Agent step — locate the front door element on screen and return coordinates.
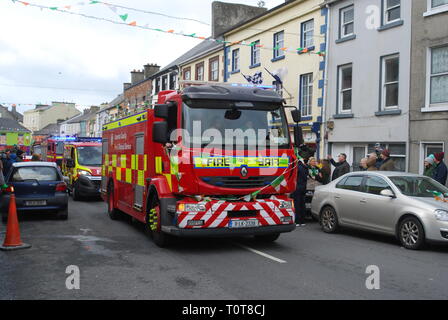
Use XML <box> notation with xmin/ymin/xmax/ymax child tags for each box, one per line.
<box><xmin>133</xmin><ymin>135</ymin><xmax>145</xmax><ymax>210</ymax></box>
<box><xmin>333</xmin><ymin>175</ymin><xmax>364</xmax><ymax>226</ymax></box>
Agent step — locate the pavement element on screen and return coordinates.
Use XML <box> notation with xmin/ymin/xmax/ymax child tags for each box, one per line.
<box><xmin>1</xmin><ymin>198</ymin><xmax>448</xmax><ymax>300</ymax></box>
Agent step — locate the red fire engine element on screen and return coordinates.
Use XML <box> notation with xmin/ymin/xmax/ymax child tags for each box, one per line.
<box><xmin>41</xmin><ymin>136</ymin><xmax>70</xmax><ymax>166</ymax></box>
<box><xmin>101</xmin><ymin>85</ymin><xmax>302</xmax><ymax>247</ymax></box>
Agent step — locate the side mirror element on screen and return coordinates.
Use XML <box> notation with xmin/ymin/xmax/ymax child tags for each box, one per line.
<box><xmin>152</xmin><ymin>122</ymin><xmax>169</xmax><ymax>144</ymax></box>
<box><xmin>154</xmin><ymin>104</ymin><xmax>169</xmax><ymax>119</ymax></box>
<box><xmin>291</xmin><ymin>109</ymin><xmax>301</xmax><ymax>123</ymax></box>
<box><xmin>293</xmin><ymin>126</ymin><xmax>304</xmax><ymax>148</ymax></box>
<box><xmin>380</xmin><ymin>189</ymin><xmax>396</xmax><ymax>198</ymax></box>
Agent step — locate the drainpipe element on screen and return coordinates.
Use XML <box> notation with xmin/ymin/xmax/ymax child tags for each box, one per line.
<box><xmin>321</xmin><ymin>3</ymin><xmax>331</xmax><ymax>158</ymax></box>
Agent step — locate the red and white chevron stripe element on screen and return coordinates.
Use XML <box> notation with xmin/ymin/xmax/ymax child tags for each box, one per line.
<box><xmin>177</xmin><ymin>197</ymin><xmax>295</xmax><ymax>230</ymax></box>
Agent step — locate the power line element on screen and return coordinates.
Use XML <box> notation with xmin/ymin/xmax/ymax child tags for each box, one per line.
<box><xmin>0</xmin><ymin>82</ymin><xmax>118</xmax><ymax>93</ymax></box>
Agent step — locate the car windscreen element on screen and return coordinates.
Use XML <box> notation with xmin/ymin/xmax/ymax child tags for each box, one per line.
<box><xmin>389</xmin><ymin>176</ymin><xmax>448</xmax><ymax>198</ymax></box>
<box><xmin>182</xmin><ymin>100</ymin><xmax>290</xmax><ymax>150</ymax></box>
<box><xmin>77</xmin><ymin>146</ymin><xmax>102</xmax><ymax>167</ymax></box>
<box><xmin>10</xmin><ymin>166</ymin><xmax>59</xmax><ymax>182</ymax></box>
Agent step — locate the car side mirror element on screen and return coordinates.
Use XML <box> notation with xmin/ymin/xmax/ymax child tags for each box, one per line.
<box><xmin>152</xmin><ymin>122</ymin><xmax>169</xmax><ymax>144</ymax></box>
<box><xmin>293</xmin><ymin>126</ymin><xmax>304</xmax><ymax>148</ymax></box>
<box><xmin>380</xmin><ymin>189</ymin><xmax>396</xmax><ymax>198</ymax></box>
<box><xmin>291</xmin><ymin>109</ymin><xmax>301</xmax><ymax>123</ymax></box>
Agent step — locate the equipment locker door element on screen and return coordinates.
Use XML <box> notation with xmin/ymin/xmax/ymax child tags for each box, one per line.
<box><xmin>133</xmin><ymin>135</ymin><xmax>145</xmax><ymax>210</ymax></box>
<box><xmin>101</xmin><ymin>139</ymin><xmax>108</xmax><ymax>192</ymax></box>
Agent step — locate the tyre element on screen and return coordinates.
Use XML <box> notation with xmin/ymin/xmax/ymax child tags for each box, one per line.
<box><xmin>107</xmin><ymin>183</ymin><xmax>120</xmax><ymax>220</ymax></box>
<box><xmin>398</xmin><ymin>216</ymin><xmax>425</xmax><ymax>250</ymax></box>
<box><xmin>57</xmin><ymin>208</ymin><xmax>68</xmax><ymax>220</ymax></box>
<box><xmin>255</xmin><ymin>233</ymin><xmax>280</xmax><ymax>242</ymax></box>
<box><xmin>72</xmin><ymin>182</ymin><xmax>81</xmax><ymax>201</ymax></box>
<box><xmin>320</xmin><ymin>206</ymin><xmax>339</xmax><ymax>233</ymax></box>
<box><xmin>146</xmin><ymin>196</ymin><xmax>171</xmax><ymax>248</ymax></box>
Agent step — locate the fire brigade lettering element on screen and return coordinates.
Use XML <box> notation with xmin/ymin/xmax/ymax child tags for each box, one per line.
<box><xmin>194</xmin><ymin>157</ymin><xmax>289</xmax><ymax>168</ymax></box>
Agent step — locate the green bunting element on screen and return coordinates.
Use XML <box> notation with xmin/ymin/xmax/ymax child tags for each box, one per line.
<box><xmin>119</xmin><ymin>14</ymin><xmax>128</xmax><ymax>22</ymax></box>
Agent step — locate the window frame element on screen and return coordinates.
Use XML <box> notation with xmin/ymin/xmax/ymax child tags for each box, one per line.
<box><xmin>195</xmin><ymin>62</ymin><xmax>205</xmax><ymax>81</ymax></box>
<box><xmin>251</xmin><ymin>40</ymin><xmax>261</xmax><ymax>66</ymax></box>
<box><xmin>383</xmin><ymin>0</ymin><xmax>401</xmax><ymax>25</ymax></box>
<box><xmin>273</xmin><ymin>31</ymin><xmax>285</xmax><ymax>59</ymax></box>
<box><xmin>425</xmin><ymin>0</ymin><xmax>448</xmax><ymax>16</ymax></box>
<box><xmin>364</xmin><ymin>175</ymin><xmax>393</xmax><ymax>196</ymax></box>
<box><xmin>301</xmin><ymin>19</ymin><xmax>314</xmax><ymax>49</ymax></box>
<box><xmin>299</xmin><ymin>73</ymin><xmax>313</xmax><ymax>117</ymax></box>
<box><xmin>380</xmin><ymin>53</ymin><xmax>400</xmax><ymax>110</ymax></box>
<box><xmin>424</xmin><ymin>45</ymin><xmax>448</xmax><ymax>111</ymax></box>
<box><xmin>338</xmin><ymin>63</ymin><xmax>353</xmax><ymax>114</ymax></box>
<box><xmin>232</xmin><ymin>48</ymin><xmax>240</xmax><ymax>72</ymax></box>
<box><xmin>336</xmin><ymin>175</ymin><xmax>364</xmax><ymax>192</ymax></box>
<box><xmin>183</xmin><ymin>67</ymin><xmax>191</xmax><ymax>81</ymax></box>
<box><xmin>209</xmin><ymin>56</ymin><xmax>220</xmax><ymax>82</ymax></box>
<box><xmin>339</xmin><ymin>5</ymin><xmax>355</xmax><ymax>39</ymax></box>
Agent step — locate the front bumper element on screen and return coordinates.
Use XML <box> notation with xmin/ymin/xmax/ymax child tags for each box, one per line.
<box><xmin>0</xmin><ymin>193</ymin><xmax>68</xmax><ymax>213</ymax></box>
<box><xmin>76</xmin><ymin>175</ymin><xmax>102</xmax><ymax>197</ymax></box>
<box><xmin>162</xmin><ymin>224</ymin><xmax>296</xmax><ymax>238</ymax></box>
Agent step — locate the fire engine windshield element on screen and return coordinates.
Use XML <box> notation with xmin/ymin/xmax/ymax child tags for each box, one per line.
<box><xmin>182</xmin><ymin>100</ymin><xmax>290</xmax><ymax>150</ymax></box>
<box><xmin>56</xmin><ymin>142</ymin><xmax>65</xmax><ymax>155</ymax></box>
<box><xmin>77</xmin><ymin>146</ymin><xmax>102</xmax><ymax>167</ymax></box>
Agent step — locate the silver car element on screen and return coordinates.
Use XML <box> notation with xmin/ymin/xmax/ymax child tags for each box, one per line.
<box><xmin>311</xmin><ymin>171</ymin><xmax>448</xmax><ymax>250</ymax></box>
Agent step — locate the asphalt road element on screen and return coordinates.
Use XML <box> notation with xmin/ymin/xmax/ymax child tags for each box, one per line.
<box><xmin>1</xmin><ymin>197</ymin><xmax>448</xmax><ymax>300</ymax></box>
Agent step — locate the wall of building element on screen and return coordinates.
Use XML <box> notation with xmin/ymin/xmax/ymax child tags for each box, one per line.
<box><xmin>325</xmin><ymin>0</ymin><xmax>412</xmax><ymax>170</ymax></box>
<box><xmin>180</xmin><ymin>48</ymin><xmax>225</xmax><ymax>85</ymax></box>
<box><xmin>408</xmin><ymin>0</ymin><xmax>448</xmax><ymax>176</ymax></box>
<box><xmin>224</xmin><ymin>0</ymin><xmax>327</xmax><ymax>157</ymax></box>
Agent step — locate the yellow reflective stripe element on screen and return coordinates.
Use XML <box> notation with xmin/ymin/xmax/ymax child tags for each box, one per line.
<box><xmin>120</xmin><ymin>155</ymin><xmax>127</xmax><ymax>168</ymax></box>
<box><xmin>137</xmin><ymin>170</ymin><xmax>145</xmax><ymax>187</ymax></box>
<box><xmin>155</xmin><ymin>157</ymin><xmax>162</xmax><ymax>174</ymax></box>
<box><xmin>112</xmin><ymin>154</ymin><xmax>117</xmax><ymax>168</ymax></box>
<box><xmin>131</xmin><ymin>155</ymin><xmax>136</xmax><ymax>170</ymax></box>
<box><xmin>144</xmin><ymin>155</ymin><xmax>147</xmax><ymax>171</ymax></box>
<box><xmin>164</xmin><ymin>174</ymin><xmax>172</xmax><ymax>191</ymax></box>
<box><xmin>126</xmin><ymin>169</ymin><xmax>132</xmax><ymax>183</ymax></box>
<box><xmin>105</xmin><ymin>154</ymin><xmax>109</xmax><ymax>166</ymax></box>
<box><xmin>116</xmin><ymin>167</ymin><xmax>121</xmax><ymax>181</ymax></box>
<box><xmin>102</xmin><ymin>111</ymin><xmax>147</xmax><ymax>131</ymax></box>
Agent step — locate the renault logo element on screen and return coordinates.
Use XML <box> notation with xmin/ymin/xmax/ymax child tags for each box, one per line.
<box><xmin>240</xmin><ymin>166</ymin><xmax>248</xmax><ymax>177</ymax></box>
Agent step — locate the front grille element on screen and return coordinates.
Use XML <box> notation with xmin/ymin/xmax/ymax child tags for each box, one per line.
<box><xmin>200</xmin><ymin>176</ymin><xmax>277</xmax><ymax>189</ymax></box>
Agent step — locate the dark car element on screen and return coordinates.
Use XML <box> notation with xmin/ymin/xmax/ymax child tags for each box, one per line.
<box><xmin>1</xmin><ymin>162</ymin><xmax>69</xmax><ymax>222</ymax></box>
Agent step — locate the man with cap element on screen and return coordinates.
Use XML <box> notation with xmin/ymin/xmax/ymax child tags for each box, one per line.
<box><xmin>433</xmin><ymin>152</ymin><xmax>447</xmax><ymax>186</ymax></box>
<box><xmin>379</xmin><ymin>149</ymin><xmax>396</xmax><ymax>171</ymax></box>
<box><xmin>424</xmin><ymin>155</ymin><xmax>436</xmax><ymax>178</ymax></box>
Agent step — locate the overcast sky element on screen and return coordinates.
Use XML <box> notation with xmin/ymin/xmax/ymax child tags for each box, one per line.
<box><xmin>0</xmin><ymin>0</ymin><xmax>284</xmax><ymax>113</ymax></box>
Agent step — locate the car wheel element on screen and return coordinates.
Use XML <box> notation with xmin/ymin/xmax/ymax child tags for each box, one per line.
<box><xmin>107</xmin><ymin>183</ymin><xmax>120</xmax><ymax>220</ymax></box>
<box><xmin>254</xmin><ymin>233</ymin><xmax>280</xmax><ymax>242</ymax></box>
<box><xmin>57</xmin><ymin>208</ymin><xmax>68</xmax><ymax>220</ymax></box>
<box><xmin>398</xmin><ymin>217</ymin><xmax>425</xmax><ymax>250</ymax></box>
<box><xmin>146</xmin><ymin>197</ymin><xmax>171</xmax><ymax>248</ymax></box>
<box><xmin>72</xmin><ymin>182</ymin><xmax>81</xmax><ymax>201</ymax></box>
<box><xmin>320</xmin><ymin>206</ymin><xmax>339</xmax><ymax>233</ymax></box>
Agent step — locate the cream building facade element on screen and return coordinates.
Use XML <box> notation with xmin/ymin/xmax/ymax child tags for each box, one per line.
<box><xmin>23</xmin><ymin>102</ymin><xmax>81</xmax><ymax>132</ymax></box>
<box><xmin>224</xmin><ymin>0</ymin><xmax>327</xmax><ymax>157</ymax></box>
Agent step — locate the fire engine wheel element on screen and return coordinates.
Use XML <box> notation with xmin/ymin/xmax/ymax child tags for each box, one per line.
<box><xmin>72</xmin><ymin>182</ymin><xmax>81</xmax><ymax>201</ymax></box>
<box><xmin>107</xmin><ymin>184</ymin><xmax>120</xmax><ymax>220</ymax></box>
<box><xmin>146</xmin><ymin>198</ymin><xmax>171</xmax><ymax>248</ymax></box>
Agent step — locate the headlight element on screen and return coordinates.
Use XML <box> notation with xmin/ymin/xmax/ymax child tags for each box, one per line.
<box><xmin>435</xmin><ymin>209</ymin><xmax>448</xmax><ymax>221</ymax></box>
<box><xmin>279</xmin><ymin>201</ymin><xmax>293</xmax><ymax>209</ymax></box>
<box><xmin>178</xmin><ymin>203</ymin><xmax>206</xmax><ymax>212</ymax></box>
<box><xmin>78</xmin><ymin>170</ymin><xmax>91</xmax><ymax>176</ymax></box>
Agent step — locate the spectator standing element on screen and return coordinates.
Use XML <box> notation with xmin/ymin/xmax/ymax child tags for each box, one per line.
<box><xmin>424</xmin><ymin>156</ymin><xmax>436</xmax><ymax>178</ymax></box>
<box><xmin>360</xmin><ymin>158</ymin><xmax>368</xmax><ymax>171</ymax></box>
<box><xmin>16</xmin><ymin>150</ymin><xmax>24</xmax><ymax>162</ymax></box>
<box><xmin>292</xmin><ymin>159</ymin><xmax>308</xmax><ymax>227</ymax></box>
<box><xmin>433</xmin><ymin>152</ymin><xmax>447</xmax><ymax>186</ymax></box>
<box><xmin>328</xmin><ymin>153</ymin><xmax>350</xmax><ymax>181</ymax></box>
<box><xmin>319</xmin><ymin>159</ymin><xmax>331</xmax><ymax>185</ymax></box>
<box><xmin>366</xmin><ymin>153</ymin><xmax>379</xmax><ymax>171</ymax></box>
<box><xmin>379</xmin><ymin>149</ymin><xmax>396</xmax><ymax>171</ymax></box>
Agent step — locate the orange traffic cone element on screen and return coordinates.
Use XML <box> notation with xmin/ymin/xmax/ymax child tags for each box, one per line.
<box><xmin>0</xmin><ymin>188</ymin><xmax>31</xmax><ymax>251</ymax></box>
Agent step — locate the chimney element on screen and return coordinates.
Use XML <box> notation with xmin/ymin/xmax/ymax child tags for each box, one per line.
<box><xmin>130</xmin><ymin>69</ymin><xmax>144</xmax><ymax>85</ymax></box>
<box><xmin>211</xmin><ymin>1</ymin><xmax>267</xmax><ymax>38</ymax></box>
<box><xmin>144</xmin><ymin>63</ymin><xmax>161</xmax><ymax>79</ymax></box>
<box><xmin>123</xmin><ymin>82</ymin><xmax>131</xmax><ymax>91</ymax></box>
<box><xmin>11</xmin><ymin>104</ymin><xmax>17</xmax><ymax>114</ymax></box>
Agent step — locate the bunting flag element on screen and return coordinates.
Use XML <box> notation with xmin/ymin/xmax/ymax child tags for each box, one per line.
<box><xmin>10</xmin><ymin>0</ymin><xmax>327</xmax><ymax>58</ymax></box>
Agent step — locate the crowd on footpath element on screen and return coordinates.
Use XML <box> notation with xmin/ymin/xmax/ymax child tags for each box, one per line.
<box><xmin>291</xmin><ymin>145</ymin><xmax>448</xmax><ymax>227</ymax></box>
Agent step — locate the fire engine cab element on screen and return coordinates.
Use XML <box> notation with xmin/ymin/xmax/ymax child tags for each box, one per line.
<box><xmin>41</xmin><ymin>136</ymin><xmax>68</xmax><ymax>167</ymax></box>
<box><xmin>61</xmin><ymin>137</ymin><xmax>102</xmax><ymax>201</ymax></box>
<box><xmin>101</xmin><ymin>85</ymin><xmax>303</xmax><ymax>247</ymax></box>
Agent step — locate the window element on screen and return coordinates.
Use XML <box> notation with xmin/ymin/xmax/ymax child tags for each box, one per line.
<box><xmin>161</xmin><ymin>75</ymin><xmax>168</xmax><ymax>91</ymax></box>
<box><xmin>431</xmin><ymin>0</ymin><xmax>448</xmax><ymax>8</ymax></box>
<box><xmin>381</xmin><ymin>54</ymin><xmax>400</xmax><ymax>109</ymax></box>
<box><xmin>368</xmin><ymin>143</ymin><xmax>406</xmax><ymax>172</ymax></box>
<box><xmin>232</xmin><ymin>49</ymin><xmax>240</xmax><ymax>72</ymax></box>
<box><xmin>340</xmin><ymin>5</ymin><xmax>354</xmax><ymax>38</ymax></box>
<box><xmin>300</xmin><ymin>73</ymin><xmax>313</xmax><ymax>117</ymax></box>
<box><xmin>11</xmin><ymin>166</ymin><xmax>59</xmax><ymax>182</ymax></box>
<box><xmin>155</xmin><ymin>78</ymin><xmax>160</xmax><ymax>94</ymax></box>
<box><xmin>428</xmin><ymin>46</ymin><xmax>448</xmax><ymax>107</ymax></box>
<box><xmin>383</xmin><ymin>0</ymin><xmax>401</xmax><ymax>24</ymax></box>
<box><xmin>251</xmin><ymin>40</ymin><xmax>260</xmax><ymax>66</ymax></box>
<box><xmin>425</xmin><ymin>144</ymin><xmax>444</xmax><ymax>158</ymax></box>
<box><xmin>338</xmin><ymin>64</ymin><xmax>353</xmax><ymax>113</ymax></box>
<box><xmin>169</xmin><ymin>73</ymin><xmax>176</xmax><ymax>89</ymax></box>
<box><xmin>273</xmin><ymin>31</ymin><xmax>284</xmax><ymax>59</ymax></box>
<box><xmin>365</xmin><ymin>176</ymin><xmax>392</xmax><ymax>195</ymax></box>
<box><xmin>209</xmin><ymin>57</ymin><xmax>219</xmax><ymax>81</ymax></box>
<box><xmin>301</xmin><ymin>19</ymin><xmax>314</xmax><ymax>48</ymax></box>
<box><xmin>195</xmin><ymin>63</ymin><xmax>204</xmax><ymax>81</ymax></box>
<box><xmin>183</xmin><ymin>67</ymin><xmax>191</xmax><ymax>81</ymax></box>
<box><xmin>336</xmin><ymin>176</ymin><xmax>363</xmax><ymax>192</ymax></box>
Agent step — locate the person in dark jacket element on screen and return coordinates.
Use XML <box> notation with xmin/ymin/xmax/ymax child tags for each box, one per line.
<box><xmin>16</xmin><ymin>149</ymin><xmax>24</xmax><ymax>162</ymax></box>
<box><xmin>433</xmin><ymin>152</ymin><xmax>447</xmax><ymax>186</ymax></box>
<box><xmin>291</xmin><ymin>159</ymin><xmax>308</xmax><ymax>226</ymax></box>
<box><xmin>328</xmin><ymin>153</ymin><xmax>350</xmax><ymax>181</ymax></box>
<box><xmin>318</xmin><ymin>159</ymin><xmax>331</xmax><ymax>185</ymax></box>
<box><xmin>424</xmin><ymin>156</ymin><xmax>436</xmax><ymax>178</ymax></box>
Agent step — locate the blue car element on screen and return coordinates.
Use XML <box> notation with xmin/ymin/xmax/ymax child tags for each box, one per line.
<box><xmin>1</xmin><ymin>162</ymin><xmax>69</xmax><ymax>222</ymax></box>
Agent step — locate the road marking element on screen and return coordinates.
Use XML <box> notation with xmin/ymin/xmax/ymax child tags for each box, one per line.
<box><xmin>235</xmin><ymin>243</ymin><xmax>287</xmax><ymax>264</ymax></box>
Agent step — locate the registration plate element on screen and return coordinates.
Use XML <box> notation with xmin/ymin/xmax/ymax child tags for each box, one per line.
<box><xmin>228</xmin><ymin>219</ymin><xmax>259</xmax><ymax>229</ymax></box>
<box><xmin>25</xmin><ymin>200</ymin><xmax>47</xmax><ymax>206</ymax></box>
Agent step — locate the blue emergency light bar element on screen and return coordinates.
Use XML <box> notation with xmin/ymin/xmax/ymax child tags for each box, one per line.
<box><xmin>229</xmin><ymin>83</ymin><xmax>275</xmax><ymax>90</ymax></box>
<box><xmin>76</xmin><ymin>137</ymin><xmax>102</xmax><ymax>143</ymax></box>
<box><xmin>50</xmin><ymin>136</ymin><xmax>77</xmax><ymax>142</ymax></box>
